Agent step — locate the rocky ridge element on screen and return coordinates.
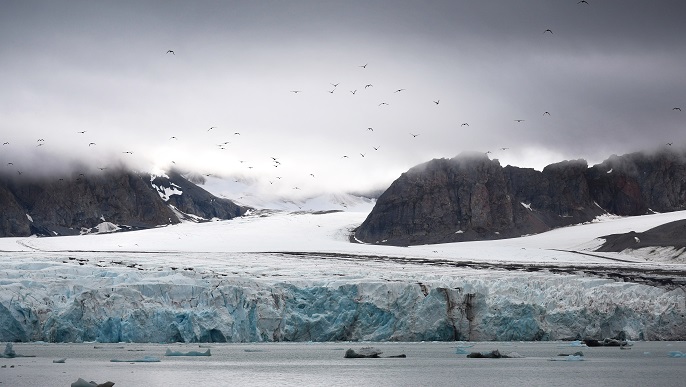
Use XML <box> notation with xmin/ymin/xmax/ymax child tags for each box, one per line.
<box><xmin>355</xmin><ymin>149</ymin><xmax>686</xmax><ymax>246</ymax></box>
<box><xmin>0</xmin><ymin>169</ymin><xmax>247</xmax><ymax>237</ymax></box>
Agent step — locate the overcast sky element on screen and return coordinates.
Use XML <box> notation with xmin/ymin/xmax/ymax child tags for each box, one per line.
<box><xmin>1</xmin><ymin>0</ymin><xmax>685</xmax><ymax>195</ymax></box>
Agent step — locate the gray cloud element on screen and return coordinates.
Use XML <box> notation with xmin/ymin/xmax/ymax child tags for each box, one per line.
<box><xmin>1</xmin><ymin>0</ymin><xmax>685</xmax><ymax>195</ymax></box>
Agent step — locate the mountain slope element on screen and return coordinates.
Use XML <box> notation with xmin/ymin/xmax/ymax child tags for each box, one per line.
<box><xmin>0</xmin><ymin>169</ymin><xmax>248</xmax><ymax>237</ymax></box>
<box><xmin>355</xmin><ymin>149</ymin><xmax>686</xmax><ymax>246</ymax></box>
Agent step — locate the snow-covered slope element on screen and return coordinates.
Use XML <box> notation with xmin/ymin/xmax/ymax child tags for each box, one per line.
<box><xmin>0</xmin><ymin>209</ymin><xmax>684</xmax><ymax>343</ymax></box>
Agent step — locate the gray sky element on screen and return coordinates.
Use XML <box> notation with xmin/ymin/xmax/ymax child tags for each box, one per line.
<box><xmin>1</xmin><ymin>0</ymin><xmax>685</xmax><ymax>195</ymax></box>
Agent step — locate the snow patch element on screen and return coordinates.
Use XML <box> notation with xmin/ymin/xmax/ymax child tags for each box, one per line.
<box><xmin>520</xmin><ymin>202</ymin><xmax>532</xmax><ymax>211</ymax></box>
<box><xmin>26</xmin><ymin>214</ymin><xmax>33</xmax><ymax>222</ymax></box>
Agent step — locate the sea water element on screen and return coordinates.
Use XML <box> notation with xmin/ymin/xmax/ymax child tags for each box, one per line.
<box><xmin>1</xmin><ymin>341</ymin><xmax>685</xmax><ymax>387</ymax></box>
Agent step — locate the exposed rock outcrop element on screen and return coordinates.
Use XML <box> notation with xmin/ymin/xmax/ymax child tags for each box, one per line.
<box><xmin>0</xmin><ymin>169</ymin><xmax>248</xmax><ymax>237</ymax></box>
<box><xmin>355</xmin><ymin>149</ymin><xmax>686</xmax><ymax>246</ymax></box>
<box><xmin>149</xmin><ymin>170</ymin><xmax>243</xmax><ymax>221</ymax></box>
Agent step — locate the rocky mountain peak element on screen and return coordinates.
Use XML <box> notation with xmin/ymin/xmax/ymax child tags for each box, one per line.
<box><xmin>355</xmin><ymin>149</ymin><xmax>686</xmax><ymax>246</ymax></box>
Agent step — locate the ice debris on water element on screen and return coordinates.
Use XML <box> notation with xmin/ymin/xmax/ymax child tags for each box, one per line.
<box><xmin>111</xmin><ymin>356</ymin><xmax>160</xmax><ymax>363</ymax></box>
<box><xmin>466</xmin><ymin>349</ymin><xmax>522</xmax><ymax>358</ymax></box>
<box><xmin>344</xmin><ymin>347</ymin><xmax>406</xmax><ymax>358</ymax></box>
<box><xmin>549</xmin><ymin>351</ymin><xmax>585</xmax><ymax>361</ymax></box>
<box><xmin>0</xmin><ymin>342</ymin><xmax>34</xmax><ymax>358</ymax></box>
<box><xmin>71</xmin><ymin>378</ymin><xmax>115</xmax><ymax>387</ymax></box>
<box><xmin>165</xmin><ymin>348</ymin><xmax>211</xmax><ymax>356</ymax></box>
<box><xmin>668</xmin><ymin>351</ymin><xmax>686</xmax><ymax>358</ymax></box>
<box><xmin>52</xmin><ymin>357</ymin><xmax>66</xmax><ymax>363</ymax></box>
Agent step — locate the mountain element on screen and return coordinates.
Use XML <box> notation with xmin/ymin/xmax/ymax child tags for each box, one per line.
<box><xmin>0</xmin><ymin>168</ymin><xmax>248</xmax><ymax>237</ymax></box>
<box><xmin>355</xmin><ymin>149</ymin><xmax>686</xmax><ymax>246</ymax></box>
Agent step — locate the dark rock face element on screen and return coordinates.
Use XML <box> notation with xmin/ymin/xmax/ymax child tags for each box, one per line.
<box><xmin>354</xmin><ymin>153</ymin><xmax>521</xmax><ymax>245</ymax></box>
<box><xmin>149</xmin><ymin>170</ymin><xmax>245</xmax><ymax>221</ymax></box>
<box><xmin>355</xmin><ymin>149</ymin><xmax>686</xmax><ymax>246</ymax></box>
<box><xmin>0</xmin><ymin>169</ymin><xmax>247</xmax><ymax>237</ymax></box>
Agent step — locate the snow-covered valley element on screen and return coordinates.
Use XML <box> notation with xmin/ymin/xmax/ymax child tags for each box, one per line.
<box><xmin>1</xmin><ymin>208</ymin><xmax>685</xmax><ymax>343</ymax></box>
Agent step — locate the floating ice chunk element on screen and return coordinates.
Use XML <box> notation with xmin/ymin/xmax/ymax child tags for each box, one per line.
<box><xmin>549</xmin><ymin>355</ymin><xmax>584</xmax><ymax>361</ymax></box>
<box><xmin>2</xmin><ymin>342</ymin><xmax>15</xmax><ymax>358</ymax></box>
<box><xmin>71</xmin><ymin>378</ymin><xmax>115</xmax><ymax>387</ymax></box>
<box><xmin>0</xmin><ymin>342</ymin><xmax>34</xmax><ymax>358</ymax></box>
<box><xmin>165</xmin><ymin>348</ymin><xmax>211</xmax><ymax>356</ymax></box>
<box><xmin>557</xmin><ymin>340</ymin><xmax>587</xmax><ymax>348</ymax></box>
<box><xmin>668</xmin><ymin>351</ymin><xmax>685</xmax><ymax>358</ymax></box>
<box><xmin>110</xmin><ymin>356</ymin><xmax>160</xmax><ymax>363</ymax></box>
<box><xmin>345</xmin><ymin>347</ymin><xmax>382</xmax><ymax>358</ymax></box>
<box><xmin>344</xmin><ymin>347</ymin><xmax>405</xmax><ymax>358</ymax></box>
<box><xmin>466</xmin><ymin>350</ymin><xmax>515</xmax><ymax>358</ymax></box>
<box><xmin>53</xmin><ymin>358</ymin><xmax>67</xmax><ymax>363</ymax></box>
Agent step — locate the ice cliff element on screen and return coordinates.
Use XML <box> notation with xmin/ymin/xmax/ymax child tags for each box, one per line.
<box><xmin>1</xmin><ymin>257</ymin><xmax>684</xmax><ymax>343</ymax></box>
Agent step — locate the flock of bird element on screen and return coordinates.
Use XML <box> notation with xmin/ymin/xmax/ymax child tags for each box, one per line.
<box><xmin>1</xmin><ymin>0</ymin><xmax>683</xmax><ymax>199</ymax></box>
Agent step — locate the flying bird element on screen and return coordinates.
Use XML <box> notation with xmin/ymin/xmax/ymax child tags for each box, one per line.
<box><xmin>290</xmin><ymin>90</ymin><xmax>302</xmax><ymax>94</ymax></box>
<box><xmin>514</xmin><ymin>119</ymin><xmax>525</xmax><ymax>122</ymax></box>
<box><xmin>433</xmin><ymin>100</ymin><xmax>440</xmax><ymax>105</ymax></box>
<box><xmin>500</xmin><ymin>147</ymin><xmax>509</xmax><ymax>151</ymax></box>
<box><xmin>373</xmin><ymin>146</ymin><xmax>380</xmax><ymax>151</ymax></box>
<box><xmin>378</xmin><ymin>102</ymin><xmax>389</xmax><ymax>106</ymax></box>
<box><xmin>37</xmin><ymin>139</ymin><xmax>44</xmax><ymax>142</ymax></box>
<box><xmin>77</xmin><ymin>131</ymin><xmax>86</xmax><ymax>134</ymax></box>
<box><xmin>360</xmin><ymin>153</ymin><xmax>365</xmax><ymax>158</ymax></box>
<box><xmin>365</xmin><ymin>84</ymin><xmax>373</xmax><ymax>88</ymax></box>
<box><xmin>331</xmin><ymin>83</ymin><xmax>340</xmax><ymax>87</ymax></box>
<box><xmin>674</xmin><ymin>107</ymin><xmax>682</xmax><ymax>111</ymax></box>
<box><xmin>170</xmin><ymin>136</ymin><xmax>177</xmax><ymax>140</ymax></box>
<box><xmin>544</xmin><ymin>29</ymin><xmax>553</xmax><ymax>34</ymax></box>
<box><xmin>577</xmin><ymin>0</ymin><xmax>589</xmax><ymax>4</ymax></box>
<box><xmin>123</xmin><ymin>151</ymin><xmax>133</xmax><ymax>154</ymax></box>
<box><xmin>367</xmin><ymin>127</ymin><xmax>374</xmax><ymax>131</ymax></box>
<box><xmin>327</xmin><ymin>89</ymin><xmax>335</xmax><ymax>94</ymax></box>
<box><xmin>543</xmin><ymin>111</ymin><xmax>551</xmax><ymax>116</ymax></box>
<box><xmin>410</xmin><ymin>133</ymin><xmax>419</xmax><ymax>138</ymax></box>
<box><xmin>461</xmin><ymin>123</ymin><xmax>469</xmax><ymax>127</ymax></box>
<box><xmin>350</xmin><ymin>90</ymin><xmax>357</xmax><ymax>95</ymax></box>
<box><xmin>394</xmin><ymin>89</ymin><xmax>406</xmax><ymax>93</ymax></box>
<box><xmin>667</xmin><ymin>143</ymin><xmax>673</xmax><ymax>146</ymax></box>
<box><xmin>166</xmin><ymin>50</ymin><xmax>175</xmax><ymax>55</ymax></box>
<box><xmin>2</xmin><ymin>142</ymin><xmax>8</xmax><ymax>145</ymax></box>
<box><xmin>7</xmin><ymin>162</ymin><xmax>13</xmax><ymax>165</ymax></box>
<box><xmin>208</xmin><ymin>127</ymin><xmax>216</xmax><ymax>131</ymax></box>
<box><xmin>359</xmin><ymin>63</ymin><xmax>368</xmax><ymax>68</ymax></box>
<box><xmin>89</xmin><ymin>143</ymin><xmax>96</xmax><ymax>146</ymax></box>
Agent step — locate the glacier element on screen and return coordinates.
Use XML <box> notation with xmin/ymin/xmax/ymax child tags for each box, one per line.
<box><xmin>0</xmin><ymin>210</ymin><xmax>685</xmax><ymax>343</ymax></box>
<box><xmin>0</xmin><ymin>253</ymin><xmax>683</xmax><ymax>343</ymax></box>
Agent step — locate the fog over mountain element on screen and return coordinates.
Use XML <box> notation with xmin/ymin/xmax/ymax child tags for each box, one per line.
<box><xmin>1</xmin><ymin>1</ymin><xmax>685</xmax><ymax>197</ymax></box>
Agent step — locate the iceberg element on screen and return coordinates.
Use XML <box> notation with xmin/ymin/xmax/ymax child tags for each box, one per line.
<box><xmin>0</xmin><ymin>342</ymin><xmax>34</xmax><ymax>358</ymax></box>
<box><xmin>165</xmin><ymin>348</ymin><xmax>211</xmax><ymax>356</ymax></box>
<box><xmin>110</xmin><ymin>356</ymin><xmax>160</xmax><ymax>362</ymax></box>
<box><xmin>71</xmin><ymin>378</ymin><xmax>115</xmax><ymax>387</ymax></box>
